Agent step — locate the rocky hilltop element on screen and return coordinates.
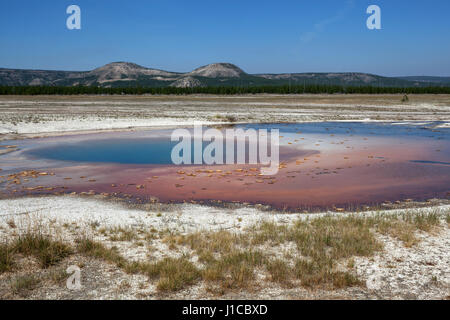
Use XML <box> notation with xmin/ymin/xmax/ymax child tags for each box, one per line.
<box><xmin>188</xmin><ymin>63</ymin><xmax>246</xmax><ymax>78</ymax></box>
<box><xmin>1</xmin><ymin>62</ymin><xmax>448</xmax><ymax>88</ymax></box>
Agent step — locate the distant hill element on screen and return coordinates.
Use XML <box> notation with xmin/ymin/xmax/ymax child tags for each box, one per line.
<box><xmin>256</xmin><ymin>72</ymin><xmax>418</xmax><ymax>87</ymax></box>
<box><xmin>188</xmin><ymin>63</ymin><xmax>246</xmax><ymax>78</ymax></box>
<box><xmin>397</xmin><ymin>76</ymin><xmax>450</xmax><ymax>85</ymax></box>
<box><xmin>0</xmin><ymin>62</ymin><xmax>449</xmax><ymax>88</ymax></box>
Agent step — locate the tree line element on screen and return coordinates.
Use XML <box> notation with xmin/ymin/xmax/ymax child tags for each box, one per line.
<box><xmin>0</xmin><ymin>84</ymin><xmax>449</xmax><ymax>95</ymax></box>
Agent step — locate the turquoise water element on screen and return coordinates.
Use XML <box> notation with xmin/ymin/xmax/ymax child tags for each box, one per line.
<box><xmin>24</xmin><ymin>122</ymin><xmax>450</xmax><ymax>164</ymax></box>
<box><xmin>1</xmin><ymin>121</ymin><xmax>449</xmax><ymax>210</ymax></box>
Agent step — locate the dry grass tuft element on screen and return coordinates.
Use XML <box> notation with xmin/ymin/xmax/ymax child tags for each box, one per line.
<box><xmin>266</xmin><ymin>258</ymin><xmax>291</xmax><ymax>285</ymax></box>
<box><xmin>249</xmin><ymin>216</ymin><xmax>379</xmax><ymax>288</ymax></box>
<box><xmin>12</xmin><ymin>231</ymin><xmax>72</xmax><ymax>268</ymax></box>
<box><xmin>1</xmin><ymin>208</ymin><xmax>446</xmax><ymax>295</ymax></box>
<box><xmin>369</xmin><ymin>210</ymin><xmax>442</xmax><ymax>247</ymax></box>
<box><xmin>47</xmin><ymin>268</ymin><xmax>70</xmax><ymax>285</ymax></box>
<box><xmin>0</xmin><ymin>242</ymin><xmax>15</xmax><ymax>273</ymax></box>
<box><xmin>10</xmin><ymin>274</ymin><xmax>41</xmax><ymax>297</ymax></box>
<box><xmin>410</xmin><ymin>211</ymin><xmax>440</xmax><ymax>231</ymax></box>
<box><xmin>76</xmin><ymin>237</ymin><xmax>126</xmax><ymax>267</ymax></box>
<box><xmin>203</xmin><ymin>250</ymin><xmax>265</xmax><ymax>290</ymax></box>
<box><xmin>103</xmin><ymin>226</ymin><xmax>138</xmax><ymax>242</ymax></box>
<box><xmin>294</xmin><ymin>258</ymin><xmax>361</xmax><ymax>288</ymax></box>
<box><xmin>126</xmin><ymin>257</ymin><xmax>200</xmax><ymax>292</ymax></box>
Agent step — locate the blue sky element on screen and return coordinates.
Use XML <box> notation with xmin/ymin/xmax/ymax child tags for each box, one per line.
<box><xmin>0</xmin><ymin>0</ymin><xmax>449</xmax><ymax>76</ymax></box>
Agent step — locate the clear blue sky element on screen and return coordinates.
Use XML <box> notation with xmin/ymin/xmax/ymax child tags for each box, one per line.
<box><xmin>1</xmin><ymin>0</ymin><xmax>449</xmax><ymax>76</ymax></box>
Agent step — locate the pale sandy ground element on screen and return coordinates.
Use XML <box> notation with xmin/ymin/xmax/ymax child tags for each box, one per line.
<box><xmin>0</xmin><ymin>94</ymin><xmax>449</xmax><ymax>139</ymax></box>
<box><xmin>0</xmin><ymin>94</ymin><xmax>449</xmax><ymax>300</ymax></box>
<box><xmin>0</xmin><ymin>196</ymin><xmax>448</xmax><ymax>300</ymax></box>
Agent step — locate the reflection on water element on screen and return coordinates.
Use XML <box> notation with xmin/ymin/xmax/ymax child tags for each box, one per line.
<box><xmin>409</xmin><ymin>160</ymin><xmax>450</xmax><ymax>166</ymax></box>
<box><xmin>28</xmin><ymin>138</ymin><xmax>177</xmax><ymax>164</ymax></box>
<box><xmin>1</xmin><ymin>122</ymin><xmax>449</xmax><ymax>211</ymax></box>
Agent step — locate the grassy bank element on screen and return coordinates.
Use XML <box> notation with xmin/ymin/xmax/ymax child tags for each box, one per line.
<box><xmin>1</xmin><ymin>208</ymin><xmax>448</xmax><ymax>298</ymax></box>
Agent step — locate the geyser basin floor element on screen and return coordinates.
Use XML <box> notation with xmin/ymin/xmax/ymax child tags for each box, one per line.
<box><xmin>0</xmin><ymin>122</ymin><xmax>449</xmax><ymax>211</ymax></box>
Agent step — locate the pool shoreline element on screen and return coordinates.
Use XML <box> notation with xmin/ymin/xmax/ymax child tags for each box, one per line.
<box><xmin>1</xmin><ymin>122</ymin><xmax>449</xmax><ymax>212</ymax></box>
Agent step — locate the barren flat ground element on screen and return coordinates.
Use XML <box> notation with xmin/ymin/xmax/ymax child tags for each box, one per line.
<box><xmin>0</xmin><ymin>94</ymin><xmax>449</xmax><ymax>138</ymax></box>
<box><xmin>0</xmin><ymin>94</ymin><xmax>449</xmax><ymax>300</ymax></box>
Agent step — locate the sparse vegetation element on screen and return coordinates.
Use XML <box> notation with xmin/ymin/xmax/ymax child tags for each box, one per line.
<box><xmin>12</xmin><ymin>231</ymin><xmax>72</xmax><ymax>268</ymax></box>
<box><xmin>203</xmin><ymin>250</ymin><xmax>265</xmax><ymax>290</ymax></box>
<box><xmin>266</xmin><ymin>259</ymin><xmax>291</xmax><ymax>285</ymax></box>
<box><xmin>47</xmin><ymin>268</ymin><xmax>70</xmax><ymax>285</ymax></box>
<box><xmin>410</xmin><ymin>211</ymin><xmax>441</xmax><ymax>231</ymax></box>
<box><xmin>0</xmin><ymin>90</ymin><xmax>448</xmax><ymax>299</ymax></box>
<box><xmin>125</xmin><ymin>257</ymin><xmax>201</xmax><ymax>292</ymax></box>
<box><xmin>247</xmin><ymin>216</ymin><xmax>381</xmax><ymax>288</ymax></box>
<box><xmin>104</xmin><ymin>226</ymin><xmax>138</xmax><ymax>242</ymax></box>
<box><xmin>0</xmin><ymin>208</ymin><xmax>447</xmax><ymax>297</ymax></box>
<box><xmin>370</xmin><ymin>211</ymin><xmax>441</xmax><ymax>247</ymax></box>
<box><xmin>76</xmin><ymin>237</ymin><xmax>126</xmax><ymax>267</ymax></box>
<box><xmin>0</xmin><ymin>242</ymin><xmax>15</xmax><ymax>273</ymax></box>
<box><xmin>157</xmin><ymin>210</ymin><xmax>448</xmax><ymax>291</ymax></box>
<box><xmin>10</xmin><ymin>274</ymin><xmax>40</xmax><ymax>297</ymax></box>
<box><xmin>158</xmin><ymin>215</ymin><xmax>380</xmax><ymax>290</ymax></box>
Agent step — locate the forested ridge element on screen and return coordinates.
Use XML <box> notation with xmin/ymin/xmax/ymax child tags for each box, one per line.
<box><xmin>1</xmin><ymin>84</ymin><xmax>449</xmax><ymax>95</ymax></box>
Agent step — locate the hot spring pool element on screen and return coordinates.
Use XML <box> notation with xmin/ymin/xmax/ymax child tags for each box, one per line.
<box><xmin>1</xmin><ymin>122</ymin><xmax>449</xmax><ymax>211</ymax></box>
